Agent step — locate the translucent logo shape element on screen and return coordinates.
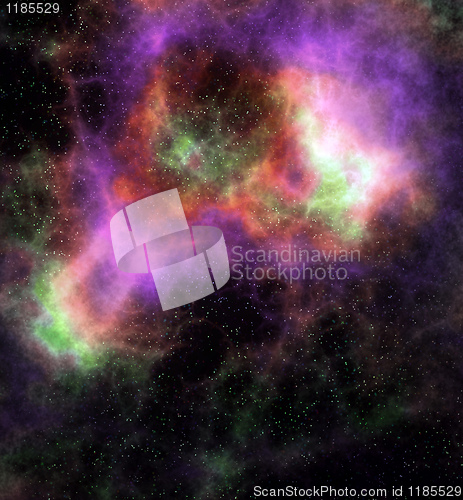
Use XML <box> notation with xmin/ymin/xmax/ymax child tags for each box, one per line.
<box><xmin>110</xmin><ymin>189</ymin><xmax>230</xmax><ymax>310</ymax></box>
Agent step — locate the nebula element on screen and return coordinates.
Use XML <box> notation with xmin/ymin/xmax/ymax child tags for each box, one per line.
<box><xmin>1</xmin><ymin>0</ymin><xmax>463</xmax><ymax>497</ymax></box>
